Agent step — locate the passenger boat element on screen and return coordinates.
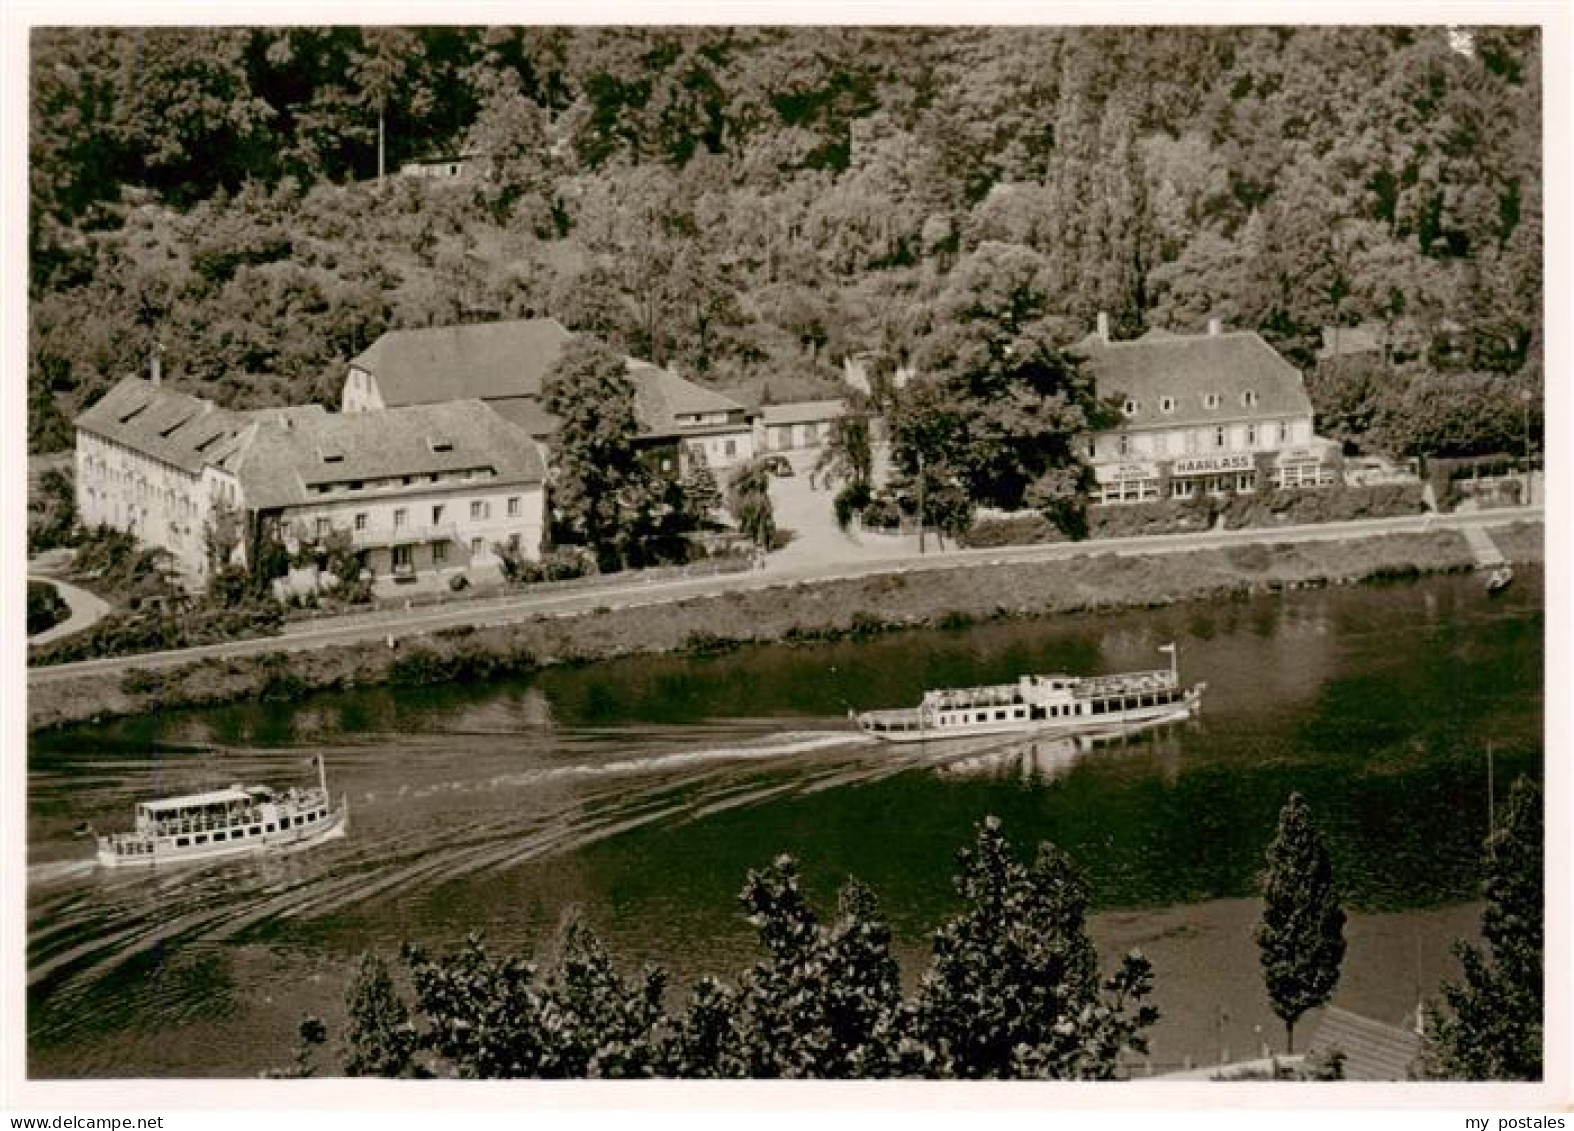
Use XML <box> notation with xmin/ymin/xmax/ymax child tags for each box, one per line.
<box><xmin>851</xmin><ymin>644</ymin><xmax>1205</xmax><ymax>744</ymax></box>
<box><xmin>94</xmin><ymin>755</ymin><xmax>348</xmax><ymax>868</ymax></box>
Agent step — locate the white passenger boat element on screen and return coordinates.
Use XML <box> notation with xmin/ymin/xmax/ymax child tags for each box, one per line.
<box><xmin>94</xmin><ymin>755</ymin><xmax>348</xmax><ymax>868</ymax></box>
<box><xmin>852</xmin><ymin>644</ymin><xmax>1205</xmax><ymax>744</ymax></box>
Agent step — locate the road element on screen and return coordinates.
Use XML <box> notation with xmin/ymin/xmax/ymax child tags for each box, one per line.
<box><xmin>27</xmin><ymin>505</ymin><xmax>1539</xmax><ymax>687</ymax></box>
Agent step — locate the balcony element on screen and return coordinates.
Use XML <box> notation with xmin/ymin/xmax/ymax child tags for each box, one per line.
<box><xmin>346</xmin><ymin>521</ymin><xmax>462</xmax><ymax>550</ymax></box>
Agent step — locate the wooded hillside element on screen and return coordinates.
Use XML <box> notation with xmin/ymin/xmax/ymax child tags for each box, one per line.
<box><xmin>29</xmin><ymin>26</ymin><xmax>1542</xmax><ymax>456</ymax></box>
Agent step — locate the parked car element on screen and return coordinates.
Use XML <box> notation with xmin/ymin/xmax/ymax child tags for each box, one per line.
<box><xmin>761</xmin><ymin>455</ymin><xmax>795</xmax><ymax>477</ymax></box>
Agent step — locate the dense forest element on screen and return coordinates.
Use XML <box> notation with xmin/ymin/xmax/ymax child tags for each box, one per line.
<box><xmin>28</xmin><ymin>26</ymin><xmax>1543</xmax><ymax>460</ymax></box>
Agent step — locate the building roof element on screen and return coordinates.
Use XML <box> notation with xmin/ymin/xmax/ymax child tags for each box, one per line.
<box><xmin>761</xmin><ymin>399</ymin><xmax>848</xmax><ymax>427</ymax></box>
<box><xmin>1074</xmin><ymin>330</ymin><xmax>1311</xmax><ymax>430</ymax></box>
<box><xmin>1305</xmin><ymin>1007</ymin><xmax>1423</xmax><ymax>1081</ymax></box>
<box><xmin>486</xmin><ymin>396</ymin><xmax>561</xmax><ymax>439</ymax></box>
<box><xmin>628</xmin><ymin>362</ymin><xmax>751</xmax><ymax>437</ymax></box>
<box><xmin>219</xmin><ymin>400</ymin><xmax>546</xmax><ymax>509</ymax></box>
<box><xmin>74</xmin><ymin>377</ymin><xmax>250</xmax><ymax>474</ymax></box>
<box><xmin>350</xmin><ymin>318</ymin><xmax>574</xmax><ymax>406</ymax></box>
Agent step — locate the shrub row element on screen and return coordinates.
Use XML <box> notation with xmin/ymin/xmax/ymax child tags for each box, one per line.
<box><xmin>30</xmin><ymin>602</ymin><xmax>285</xmax><ymax>666</ymax></box>
<box><xmin>972</xmin><ymin>485</ymin><xmax>1429</xmax><ymax>549</ymax></box>
<box><xmin>387</xmin><ymin>640</ymin><xmax>540</xmax><ymax>687</ymax></box>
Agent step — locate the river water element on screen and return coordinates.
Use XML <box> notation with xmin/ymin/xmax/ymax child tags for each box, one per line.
<box><xmin>27</xmin><ymin>568</ymin><xmax>1543</xmax><ymax>1078</ymax></box>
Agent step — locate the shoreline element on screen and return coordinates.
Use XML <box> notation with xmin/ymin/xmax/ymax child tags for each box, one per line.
<box><xmin>26</xmin><ymin>522</ymin><xmax>1543</xmax><ymax>734</ymax></box>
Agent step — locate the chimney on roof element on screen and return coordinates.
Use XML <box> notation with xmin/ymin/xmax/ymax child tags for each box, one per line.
<box><xmin>1096</xmin><ymin>312</ymin><xmax>1110</xmax><ymax>344</ymax></box>
<box><xmin>1208</xmin><ymin>317</ymin><xmax>1222</xmax><ymax>337</ymax></box>
<box><xmin>149</xmin><ymin>340</ymin><xmax>164</xmax><ymax>387</ymax></box>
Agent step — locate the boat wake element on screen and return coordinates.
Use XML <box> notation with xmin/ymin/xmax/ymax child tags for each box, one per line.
<box><xmin>25</xmin><ymin>722</ymin><xmax>888</xmax><ymax>1037</ymax></box>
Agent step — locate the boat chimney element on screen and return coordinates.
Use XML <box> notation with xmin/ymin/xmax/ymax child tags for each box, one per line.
<box><xmin>1097</xmin><ymin>311</ymin><xmax>1111</xmax><ymax>344</ymax></box>
<box><xmin>1208</xmin><ymin>317</ymin><xmax>1222</xmax><ymax>337</ymax></box>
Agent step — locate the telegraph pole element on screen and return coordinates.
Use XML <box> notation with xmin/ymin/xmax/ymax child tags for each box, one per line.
<box><xmin>917</xmin><ymin>449</ymin><xmax>926</xmax><ymax>554</ymax></box>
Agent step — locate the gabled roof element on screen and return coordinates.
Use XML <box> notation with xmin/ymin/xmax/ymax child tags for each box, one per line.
<box><xmin>221</xmin><ymin>400</ymin><xmax>546</xmax><ymax>509</ymax></box>
<box><xmin>629</xmin><ymin>363</ymin><xmax>750</xmax><ymax>437</ymax></box>
<box><xmin>486</xmin><ymin>396</ymin><xmax>561</xmax><ymax>439</ymax></box>
<box><xmin>350</xmin><ymin>318</ymin><xmax>574</xmax><ymax>406</ymax></box>
<box><xmin>761</xmin><ymin>399</ymin><xmax>848</xmax><ymax>427</ymax></box>
<box><xmin>75</xmin><ymin>377</ymin><xmax>247</xmax><ymax>474</ymax></box>
<box><xmin>1306</xmin><ymin>1007</ymin><xmax>1423</xmax><ymax>1081</ymax></box>
<box><xmin>1073</xmin><ymin>330</ymin><xmax>1311</xmax><ymax>430</ymax></box>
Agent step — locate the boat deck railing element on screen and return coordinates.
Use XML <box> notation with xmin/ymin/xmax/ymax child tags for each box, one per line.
<box><xmin>1071</xmin><ymin>669</ymin><xmax>1176</xmax><ymax>698</ymax></box>
<box><xmin>921</xmin><ymin>683</ymin><xmax>1022</xmax><ymax>711</ymax></box>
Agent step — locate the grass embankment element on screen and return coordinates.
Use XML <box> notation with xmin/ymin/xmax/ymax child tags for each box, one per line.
<box><xmin>27</xmin><ymin>525</ymin><xmax>1540</xmax><ymax>733</ymax></box>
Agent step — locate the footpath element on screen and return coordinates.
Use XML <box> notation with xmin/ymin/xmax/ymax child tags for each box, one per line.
<box><xmin>25</xmin><ymin>561</ymin><xmax>112</xmax><ymax>647</ymax></box>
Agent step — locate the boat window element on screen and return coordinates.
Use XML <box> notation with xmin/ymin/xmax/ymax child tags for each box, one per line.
<box><xmin>214</xmin><ymin>831</ymin><xmax>227</xmax><ymax>842</ymax></box>
<box><xmin>251</xmin><ymin>826</ymin><xmax>261</xmax><ymax>836</ymax></box>
<box><xmin>195</xmin><ymin>834</ymin><xmax>207</xmax><ymax>844</ymax></box>
<box><xmin>177</xmin><ymin>837</ymin><xmax>190</xmax><ymax>847</ymax></box>
<box><xmin>266</xmin><ymin>824</ymin><xmax>275</xmax><ymax>833</ymax></box>
<box><xmin>995</xmin><ymin>710</ymin><xmax>1006</xmax><ymax>721</ymax></box>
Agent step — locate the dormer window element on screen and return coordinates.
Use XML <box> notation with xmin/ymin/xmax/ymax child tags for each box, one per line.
<box><xmin>320</xmin><ymin>450</ymin><xmax>344</xmax><ymax>464</ymax></box>
<box><xmin>1160</xmin><ymin>396</ymin><xmax>1175</xmax><ymax>414</ymax></box>
<box><xmin>429</xmin><ymin>437</ymin><xmax>454</xmax><ymax>453</ymax></box>
<box><xmin>1242</xmin><ymin>390</ymin><xmax>1258</xmax><ymax>408</ymax></box>
<box><xmin>1203</xmin><ymin>393</ymin><xmax>1221</xmax><ymax>410</ymax></box>
<box><xmin>1123</xmin><ymin>398</ymin><xmax>1140</xmax><ymax>416</ymax></box>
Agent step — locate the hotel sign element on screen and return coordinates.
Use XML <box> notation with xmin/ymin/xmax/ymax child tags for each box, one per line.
<box><xmin>1172</xmin><ymin>453</ymin><xmax>1254</xmax><ymax>476</ymax></box>
<box><xmin>1096</xmin><ymin>461</ymin><xmax>1158</xmax><ymax>483</ymax></box>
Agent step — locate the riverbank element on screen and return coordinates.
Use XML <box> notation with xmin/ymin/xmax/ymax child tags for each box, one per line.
<box><xmin>26</xmin><ymin>523</ymin><xmax>1541</xmax><ymax>733</ymax></box>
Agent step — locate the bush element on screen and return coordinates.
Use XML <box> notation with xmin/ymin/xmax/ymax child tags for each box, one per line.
<box><xmin>27</xmin><ymin>581</ymin><xmax>70</xmax><ymax>636</ymax></box>
<box><xmin>860</xmin><ymin>492</ymin><xmax>904</xmax><ymax>531</ymax></box>
<box><xmin>386</xmin><ymin>641</ymin><xmax>538</xmax><ymax>687</ymax></box>
<box><xmin>960</xmin><ymin>513</ymin><xmax>1064</xmax><ymax>548</ymax></box>
<box><xmin>1217</xmin><ymin>484</ymin><xmax>1426</xmax><ymax>528</ymax></box>
<box><xmin>682</xmin><ymin>630</ymin><xmax>742</xmax><ymax>656</ymax></box>
<box><xmin>30</xmin><ymin>599</ymin><xmax>285</xmax><ymax>665</ymax></box>
<box><xmin>833</xmin><ymin>482</ymin><xmax>872</xmax><ymax>531</ymax></box>
<box><xmin>1088</xmin><ymin>499</ymin><xmax>1214</xmax><ymax>539</ymax></box>
<box><xmin>506</xmin><ymin>547</ymin><xmax>599</xmax><ymax>586</ymax></box>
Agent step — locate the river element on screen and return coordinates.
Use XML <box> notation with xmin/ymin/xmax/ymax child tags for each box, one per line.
<box><xmin>26</xmin><ymin>567</ymin><xmax>1543</xmax><ymax>1078</ymax></box>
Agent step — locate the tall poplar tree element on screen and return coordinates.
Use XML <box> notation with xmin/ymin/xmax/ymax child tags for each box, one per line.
<box><xmin>1255</xmin><ymin>792</ymin><xmax>1347</xmax><ymax>1054</ymax></box>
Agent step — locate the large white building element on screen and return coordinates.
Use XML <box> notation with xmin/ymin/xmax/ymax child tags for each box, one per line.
<box><xmin>1075</xmin><ymin>317</ymin><xmax>1341</xmax><ymax>505</ymax></box>
<box><xmin>75</xmin><ymin>377</ymin><xmax>546</xmax><ymax>589</ymax></box>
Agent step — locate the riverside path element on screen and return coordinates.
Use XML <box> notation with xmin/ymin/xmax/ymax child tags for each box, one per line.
<box><xmin>27</xmin><ymin>505</ymin><xmax>1540</xmax><ymax>689</ymax></box>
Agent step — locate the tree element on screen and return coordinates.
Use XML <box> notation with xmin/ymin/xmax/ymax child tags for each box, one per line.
<box><xmin>27</xmin><ymin>466</ymin><xmax>77</xmax><ymax>553</ymax></box>
<box><xmin>343</xmin><ymin>954</ymin><xmax>420</xmax><ymax>1078</ymax></box>
<box><xmin>1255</xmin><ymin>792</ymin><xmax>1347</xmax><ymax>1054</ymax></box>
<box><xmin>912</xmin><ymin>817</ymin><xmax>1158</xmax><ymax>1079</ymax></box>
<box><xmin>727</xmin><ymin>461</ymin><xmax>777</xmax><ymax>551</ymax></box>
<box><xmin>728</xmin><ymin>857</ymin><xmax>905</xmax><ymax>1077</ymax></box>
<box><xmin>1423</xmin><ymin>777</ymin><xmax>1543</xmax><ymax>1080</ymax></box>
<box><xmin>541</xmin><ymin>337</ymin><xmax>645</xmax><ymax>571</ymax></box>
<box><xmin>680</xmin><ymin>446</ymin><xmax>722</xmax><ymax>522</ymax></box>
<box><xmin>903</xmin><ymin>242</ymin><xmax>1114</xmax><ymax>524</ymax></box>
